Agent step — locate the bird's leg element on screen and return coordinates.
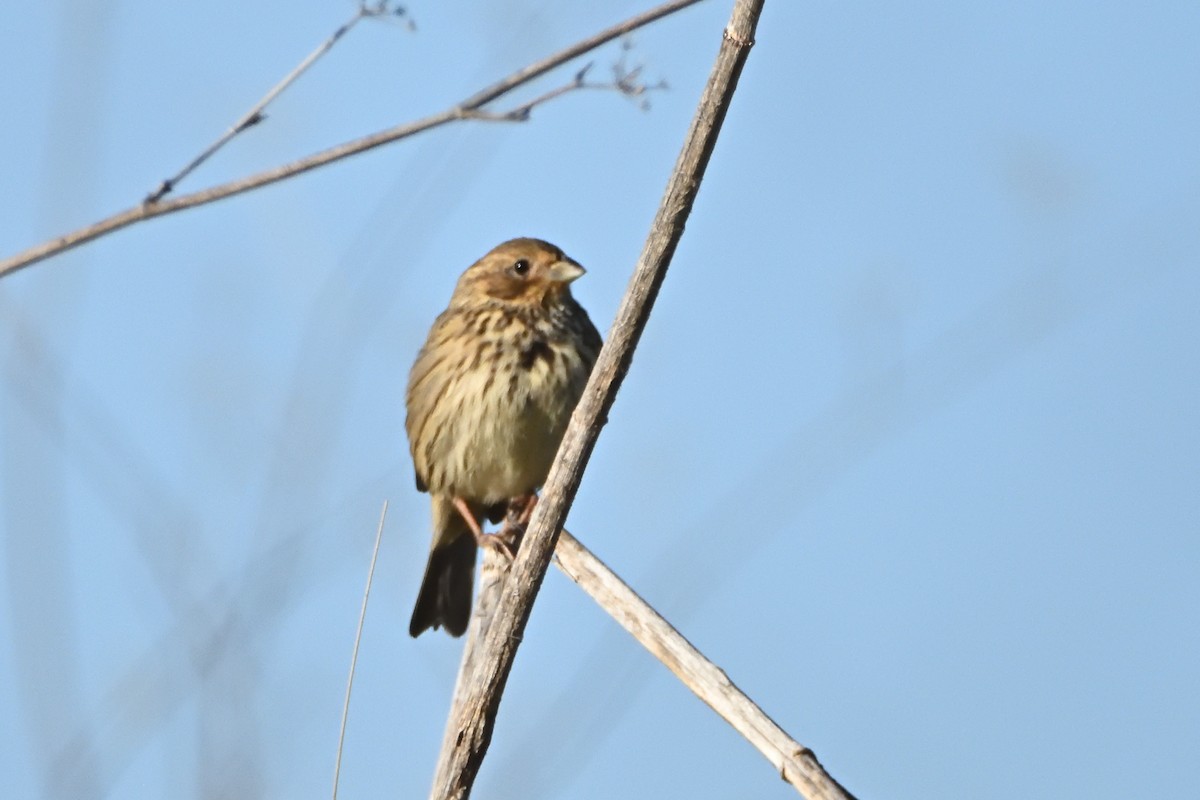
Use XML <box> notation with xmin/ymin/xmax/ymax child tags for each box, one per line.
<box><xmin>497</xmin><ymin>493</ymin><xmax>538</xmax><ymax>554</ymax></box>
<box><xmin>452</xmin><ymin>496</ymin><xmax>514</xmax><ymax>561</ymax></box>
<box><xmin>515</xmin><ymin>493</ymin><xmax>538</xmax><ymax>527</ymax></box>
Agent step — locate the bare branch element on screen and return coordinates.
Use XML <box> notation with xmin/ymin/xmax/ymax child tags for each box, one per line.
<box><xmin>553</xmin><ymin>530</ymin><xmax>857</xmax><ymax>799</ymax></box>
<box><xmin>457</xmin><ymin>66</ymin><xmax>594</xmax><ymax>123</ymax></box>
<box><xmin>426</xmin><ymin>1</ymin><xmax>765</xmax><ymax>797</ymax></box>
<box><xmin>443</xmin><ymin>519</ymin><xmax>861</xmax><ymax>799</ymax></box>
<box><xmin>0</xmin><ymin>0</ymin><xmax>705</xmax><ymax>280</ymax></box>
<box><xmin>456</xmin><ymin>60</ymin><xmax>666</xmax><ymax>123</ymax></box>
<box><xmin>145</xmin><ymin>2</ymin><xmax>411</xmax><ymax>203</ymax></box>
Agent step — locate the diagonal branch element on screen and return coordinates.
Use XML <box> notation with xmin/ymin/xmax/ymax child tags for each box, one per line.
<box><xmin>426</xmin><ymin>1</ymin><xmax>766</xmax><ymax>797</ymax></box>
<box><xmin>0</xmin><ymin>0</ymin><xmax>704</xmax><ymax>280</ymax></box>
<box><xmin>145</xmin><ymin>1</ymin><xmax>413</xmax><ymax>203</ymax></box>
<box><xmin>553</xmin><ymin>530</ymin><xmax>857</xmax><ymax>800</ymax></box>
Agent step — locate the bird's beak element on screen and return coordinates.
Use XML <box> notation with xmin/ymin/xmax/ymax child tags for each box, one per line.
<box><xmin>546</xmin><ymin>259</ymin><xmax>586</xmax><ymax>284</ymax></box>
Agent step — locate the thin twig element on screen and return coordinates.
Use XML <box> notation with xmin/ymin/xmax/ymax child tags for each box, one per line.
<box><xmin>458</xmin><ymin>64</ymin><xmax>597</xmax><ymax>123</ymax></box>
<box><xmin>146</xmin><ymin>2</ymin><xmax>409</xmax><ymax>203</ymax></box>
<box><xmin>426</xmin><ymin>2</ymin><xmax>765</xmax><ymax>797</ymax></box>
<box><xmin>332</xmin><ymin>500</ymin><xmax>388</xmax><ymax>800</ymax></box>
<box><xmin>0</xmin><ymin>0</ymin><xmax>704</xmax><ymax>280</ymax></box>
<box><xmin>612</xmin><ymin>37</ymin><xmax>671</xmax><ymax>110</ymax></box>
<box><xmin>460</xmin><ymin>62</ymin><xmax>668</xmax><ymax>123</ymax></box>
<box><xmin>553</xmin><ymin>530</ymin><xmax>857</xmax><ymax>799</ymax></box>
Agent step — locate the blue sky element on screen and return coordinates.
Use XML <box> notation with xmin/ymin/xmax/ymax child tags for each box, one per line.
<box><xmin>1</xmin><ymin>1</ymin><xmax>1197</xmax><ymax>798</ymax></box>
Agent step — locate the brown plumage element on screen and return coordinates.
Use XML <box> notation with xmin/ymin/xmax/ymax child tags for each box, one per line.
<box><xmin>406</xmin><ymin>238</ymin><xmax>602</xmax><ymax>637</ymax></box>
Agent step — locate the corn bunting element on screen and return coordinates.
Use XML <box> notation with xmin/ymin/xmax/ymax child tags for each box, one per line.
<box><xmin>406</xmin><ymin>238</ymin><xmax>601</xmax><ymax>637</ymax></box>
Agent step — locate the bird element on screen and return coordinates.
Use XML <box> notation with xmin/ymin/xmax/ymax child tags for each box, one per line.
<box><xmin>405</xmin><ymin>238</ymin><xmax>602</xmax><ymax>637</ymax></box>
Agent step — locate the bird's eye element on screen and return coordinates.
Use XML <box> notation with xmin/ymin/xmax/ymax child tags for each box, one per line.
<box><xmin>511</xmin><ymin>259</ymin><xmax>530</xmax><ymax>276</ymax></box>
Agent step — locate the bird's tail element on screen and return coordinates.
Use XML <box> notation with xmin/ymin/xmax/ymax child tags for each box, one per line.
<box><xmin>409</xmin><ymin>497</ymin><xmax>477</xmax><ymax>637</ymax></box>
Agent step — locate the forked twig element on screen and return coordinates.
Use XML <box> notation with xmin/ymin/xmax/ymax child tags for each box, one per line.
<box><xmin>461</xmin><ymin>59</ymin><xmax>667</xmax><ymax>122</ymax></box>
<box><xmin>146</xmin><ymin>2</ymin><xmax>413</xmax><ymax>203</ymax></box>
<box><xmin>0</xmin><ymin>0</ymin><xmax>704</xmax><ymax>280</ymax></box>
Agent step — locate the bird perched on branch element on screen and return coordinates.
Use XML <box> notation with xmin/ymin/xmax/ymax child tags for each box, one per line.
<box><xmin>406</xmin><ymin>238</ymin><xmax>602</xmax><ymax>637</ymax></box>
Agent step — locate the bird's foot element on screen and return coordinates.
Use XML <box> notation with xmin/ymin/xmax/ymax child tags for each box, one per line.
<box><xmin>452</xmin><ymin>495</ymin><xmax>515</xmax><ymax>561</ymax></box>
<box><xmin>499</xmin><ymin>493</ymin><xmax>539</xmax><ymax>547</ymax></box>
<box><xmin>473</xmin><ymin>528</ymin><xmax>516</xmax><ymax>561</ymax></box>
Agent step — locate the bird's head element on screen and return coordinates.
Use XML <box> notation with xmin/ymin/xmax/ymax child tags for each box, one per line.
<box><xmin>453</xmin><ymin>238</ymin><xmax>585</xmax><ymax>308</ymax></box>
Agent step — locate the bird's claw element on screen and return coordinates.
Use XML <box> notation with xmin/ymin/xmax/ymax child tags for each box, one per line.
<box><xmin>476</xmin><ymin>529</ymin><xmax>516</xmax><ymax>562</ymax></box>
